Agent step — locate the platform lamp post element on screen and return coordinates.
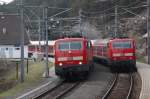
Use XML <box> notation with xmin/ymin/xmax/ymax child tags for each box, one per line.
<box><xmin>147</xmin><ymin>0</ymin><xmax>150</xmax><ymax>64</ymax></box>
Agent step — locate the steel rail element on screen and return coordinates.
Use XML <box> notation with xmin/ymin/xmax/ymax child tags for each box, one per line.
<box><xmin>126</xmin><ymin>73</ymin><xmax>133</xmax><ymax>99</ymax></box>
<box><xmin>35</xmin><ymin>81</ymin><xmax>65</xmax><ymax>99</ymax></box>
<box><xmin>54</xmin><ymin>82</ymin><xmax>80</xmax><ymax>99</ymax></box>
<box><xmin>101</xmin><ymin>73</ymin><xmax>118</xmax><ymax>99</ymax></box>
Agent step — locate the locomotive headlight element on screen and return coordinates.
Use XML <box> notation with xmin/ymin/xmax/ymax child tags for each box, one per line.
<box><xmin>79</xmin><ymin>62</ymin><xmax>82</xmax><ymax>65</ymax></box>
<box><xmin>124</xmin><ymin>53</ymin><xmax>133</xmax><ymax>56</ymax></box>
<box><xmin>113</xmin><ymin>53</ymin><xmax>121</xmax><ymax>57</ymax></box>
<box><xmin>59</xmin><ymin>63</ymin><xmax>63</xmax><ymax>66</ymax></box>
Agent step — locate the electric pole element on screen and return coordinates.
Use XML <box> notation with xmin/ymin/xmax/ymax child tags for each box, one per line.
<box><xmin>79</xmin><ymin>9</ymin><xmax>82</xmax><ymax>36</ymax></box>
<box><xmin>38</xmin><ymin>18</ymin><xmax>41</xmax><ymax>51</ymax></box>
<box><xmin>44</xmin><ymin>6</ymin><xmax>49</xmax><ymax>77</ymax></box>
<box><xmin>147</xmin><ymin>0</ymin><xmax>150</xmax><ymax>64</ymax></box>
<box><xmin>114</xmin><ymin>6</ymin><xmax>118</xmax><ymax>38</ymax></box>
<box><xmin>20</xmin><ymin>0</ymin><xmax>25</xmax><ymax>82</ymax></box>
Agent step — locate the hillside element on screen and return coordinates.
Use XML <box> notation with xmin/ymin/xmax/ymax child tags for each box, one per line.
<box><xmin>0</xmin><ymin>0</ymin><xmax>148</xmax><ymax>46</ymax></box>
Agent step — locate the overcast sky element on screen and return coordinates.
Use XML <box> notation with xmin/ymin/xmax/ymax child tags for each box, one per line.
<box><xmin>0</xmin><ymin>0</ymin><xmax>14</xmax><ymax>4</ymax></box>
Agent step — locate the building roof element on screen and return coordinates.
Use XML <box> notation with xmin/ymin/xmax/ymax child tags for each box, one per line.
<box><xmin>0</xmin><ymin>14</ymin><xmax>29</xmax><ymax>45</ymax></box>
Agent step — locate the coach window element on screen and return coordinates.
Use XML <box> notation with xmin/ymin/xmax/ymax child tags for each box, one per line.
<box><xmin>86</xmin><ymin>41</ymin><xmax>91</xmax><ymax>49</ymax></box>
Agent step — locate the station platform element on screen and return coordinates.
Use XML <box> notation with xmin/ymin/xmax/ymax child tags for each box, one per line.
<box><xmin>137</xmin><ymin>62</ymin><xmax>150</xmax><ymax>99</ymax></box>
<box><xmin>15</xmin><ymin>67</ymin><xmax>62</xmax><ymax>99</ymax></box>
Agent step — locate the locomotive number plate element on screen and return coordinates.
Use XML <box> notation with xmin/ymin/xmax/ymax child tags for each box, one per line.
<box><xmin>67</xmin><ymin>57</ymin><xmax>73</xmax><ymax>60</ymax></box>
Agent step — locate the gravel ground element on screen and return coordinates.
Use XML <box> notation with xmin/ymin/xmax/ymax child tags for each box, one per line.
<box><xmin>63</xmin><ymin>63</ymin><xmax>114</xmax><ymax>99</ymax></box>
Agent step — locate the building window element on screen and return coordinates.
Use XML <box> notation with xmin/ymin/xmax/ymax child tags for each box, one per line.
<box><xmin>2</xmin><ymin>27</ymin><xmax>6</xmax><ymax>34</ymax></box>
<box><xmin>1</xmin><ymin>16</ymin><xmax>5</xmax><ymax>19</ymax></box>
<box><xmin>15</xmin><ymin>48</ymin><xmax>20</xmax><ymax>50</ymax></box>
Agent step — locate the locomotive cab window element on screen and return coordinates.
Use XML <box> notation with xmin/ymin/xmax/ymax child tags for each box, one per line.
<box><xmin>58</xmin><ymin>41</ymin><xmax>82</xmax><ymax>51</ymax></box>
<box><xmin>58</xmin><ymin>42</ymin><xmax>69</xmax><ymax>50</ymax></box>
<box><xmin>70</xmin><ymin>41</ymin><xmax>82</xmax><ymax>50</ymax></box>
<box><xmin>112</xmin><ymin>41</ymin><xmax>132</xmax><ymax>48</ymax></box>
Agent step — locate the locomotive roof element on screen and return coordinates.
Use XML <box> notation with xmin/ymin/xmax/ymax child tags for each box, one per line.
<box><xmin>109</xmin><ymin>38</ymin><xmax>134</xmax><ymax>42</ymax></box>
<box><xmin>92</xmin><ymin>38</ymin><xmax>134</xmax><ymax>46</ymax></box>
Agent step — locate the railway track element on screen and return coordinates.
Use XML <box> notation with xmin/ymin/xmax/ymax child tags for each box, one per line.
<box><xmin>36</xmin><ymin>81</ymin><xmax>81</xmax><ymax>99</ymax></box>
<box><xmin>102</xmin><ymin>73</ymin><xmax>133</xmax><ymax>99</ymax></box>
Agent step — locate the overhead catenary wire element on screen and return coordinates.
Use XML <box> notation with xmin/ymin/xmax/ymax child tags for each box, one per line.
<box><xmin>78</xmin><ymin>1</ymin><xmax>148</xmax><ymax>39</ymax></box>
<box><xmin>80</xmin><ymin>3</ymin><xmax>147</xmax><ymax>22</ymax></box>
<box><xmin>17</xmin><ymin>5</ymin><xmax>71</xmax><ymax>10</ymax></box>
<box><xmin>81</xmin><ymin>0</ymin><xmax>145</xmax><ymax>15</ymax></box>
<box><xmin>80</xmin><ymin>11</ymin><xmax>132</xmax><ymax>19</ymax></box>
<box><xmin>81</xmin><ymin>6</ymin><xmax>115</xmax><ymax>15</ymax></box>
<box><xmin>49</xmin><ymin>8</ymin><xmax>72</xmax><ymax>18</ymax></box>
<box><xmin>121</xmin><ymin>7</ymin><xmax>143</xmax><ymax>18</ymax></box>
<box><xmin>117</xmin><ymin>1</ymin><xmax>146</xmax><ymax>8</ymax></box>
<box><xmin>21</xmin><ymin>0</ymin><xmax>148</xmax><ymax>42</ymax></box>
<box><xmin>24</xmin><ymin>7</ymin><xmax>40</xmax><ymax>19</ymax></box>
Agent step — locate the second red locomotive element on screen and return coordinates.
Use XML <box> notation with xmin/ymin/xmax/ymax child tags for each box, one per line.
<box><xmin>92</xmin><ymin>37</ymin><xmax>136</xmax><ymax>72</ymax></box>
<box><xmin>54</xmin><ymin>37</ymin><xmax>94</xmax><ymax>78</ymax></box>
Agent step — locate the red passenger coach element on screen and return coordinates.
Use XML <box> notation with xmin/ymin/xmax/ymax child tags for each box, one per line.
<box><xmin>92</xmin><ymin>38</ymin><xmax>136</xmax><ymax>72</ymax></box>
<box><xmin>28</xmin><ymin>41</ymin><xmax>55</xmax><ymax>59</ymax></box>
<box><xmin>54</xmin><ymin>38</ymin><xmax>94</xmax><ymax>78</ymax></box>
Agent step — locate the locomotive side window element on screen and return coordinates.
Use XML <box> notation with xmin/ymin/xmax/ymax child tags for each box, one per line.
<box><xmin>112</xmin><ymin>41</ymin><xmax>132</xmax><ymax>48</ymax></box>
<box><xmin>58</xmin><ymin>41</ymin><xmax>82</xmax><ymax>50</ymax></box>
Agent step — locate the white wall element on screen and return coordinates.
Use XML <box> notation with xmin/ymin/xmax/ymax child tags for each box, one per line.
<box><xmin>0</xmin><ymin>45</ymin><xmax>28</xmax><ymax>59</ymax></box>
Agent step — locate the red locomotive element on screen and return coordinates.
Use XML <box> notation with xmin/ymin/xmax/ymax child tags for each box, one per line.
<box><xmin>54</xmin><ymin>38</ymin><xmax>94</xmax><ymax>78</ymax></box>
<box><xmin>92</xmin><ymin>37</ymin><xmax>136</xmax><ymax>72</ymax></box>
